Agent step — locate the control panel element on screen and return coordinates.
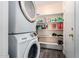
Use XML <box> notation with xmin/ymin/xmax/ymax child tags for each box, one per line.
<box><xmin>13</xmin><ymin>33</ymin><xmax>37</xmax><ymax>43</ymax></box>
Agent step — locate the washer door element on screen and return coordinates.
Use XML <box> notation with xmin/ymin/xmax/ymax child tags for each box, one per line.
<box><xmin>19</xmin><ymin>1</ymin><xmax>36</xmax><ymax>23</ymax></box>
<box><xmin>24</xmin><ymin>40</ymin><xmax>40</xmax><ymax>58</ymax></box>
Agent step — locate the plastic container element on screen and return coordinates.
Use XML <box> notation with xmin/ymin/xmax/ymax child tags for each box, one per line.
<box><xmin>50</xmin><ymin>18</ymin><xmax>55</xmax><ymax>23</ymax></box>
<box><xmin>38</xmin><ymin>26</ymin><xmax>42</xmax><ymax>30</ymax></box>
<box><xmin>57</xmin><ymin>23</ymin><xmax>61</xmax><ymax>29</ymax></box>
<box><xmin>52</xmin><ymin>23</ymin><xmax>56</xmax><ymax>29</ymax></box>
<box><xmin>61</xmin><ymin>23</ymin><xmax>63</xmax><ymax>29</ymax></box>
<box><xmin>57</xmin><ymin>23</ymin><xmax>63</xmax><ymax>29</ymax></box>
<box><xmin>57</xmin><ymin>17</ymin><xmax>63</xmax><ymax>22</ymax></box>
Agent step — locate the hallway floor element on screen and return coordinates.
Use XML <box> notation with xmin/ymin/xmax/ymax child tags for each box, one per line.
<box><xmin>39</xmin><ymin>48</ymin><xmax>65</xmax><ymax>58</ymax></box>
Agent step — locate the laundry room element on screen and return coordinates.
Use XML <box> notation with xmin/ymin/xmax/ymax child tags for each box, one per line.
<box><xmin>8</xmin><ymin>1</ymin><xmax>66</xmax><ymax>58</ymax></box>
<box><xmin>0</xmin><ymin>1</ymin><xmax>79</xmax><ymax>58</ymax></box>
<box><xmin>6</xmin><ymin>1</ymin><xmax>79</xmax><ymax>58</ymax></box>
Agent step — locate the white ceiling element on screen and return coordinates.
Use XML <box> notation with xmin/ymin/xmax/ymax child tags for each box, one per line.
<box><xmin>34</xmin><ymin>1</ymin><xmax>63</xmax><ymax>15</ymax></box>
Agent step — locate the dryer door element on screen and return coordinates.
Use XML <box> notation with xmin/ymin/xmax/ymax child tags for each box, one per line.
<box><xmin>19</xmin><ymin>1</ymin><xmax>36</xmax><ymax>23</ymax></box>
<box><xmin>24</xmin><ymin>40</ymin><xmax>40</xmax><ymax>58</ymax></box>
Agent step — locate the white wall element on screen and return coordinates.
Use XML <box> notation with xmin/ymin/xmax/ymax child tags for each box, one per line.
<box><xmin>0</xmin><ymin>2</ymin><xmax>9</xmax><ymax>58</ymax></box>
<box><xmin>35</xmin><ymin>1</ymin><xmax>63</xmax><ymax>15</ymax></box>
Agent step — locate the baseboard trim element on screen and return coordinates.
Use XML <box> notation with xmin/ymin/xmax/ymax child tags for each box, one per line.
<box><xmin>0</xmin><ymin>55</ymin><xmax>9</xmax><ymax>58</ymax></box>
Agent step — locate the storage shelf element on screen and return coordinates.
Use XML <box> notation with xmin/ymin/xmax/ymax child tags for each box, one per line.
<box><xmin>46</xmin><ymin>29</ymin><xmax>63</xmax><ymax>31</ymax></box>
<box><xmin>38</xmin><ymin>29</ymin><xmax>63</xmax><ymax>31</ymax></box>
<box><xmin>48</xmin><ymin>21</ymin><xmax>63</xmax><ymax>23</ymax></box>
<box><xmin>37</xmin><ymin>22</ymin><xmax>45</xmax><ymax>24</ymax></box>
<box><xmin>38</xmin><ymin>35</ymin><xmax>59</xmax><ymax>38</ymax></box>
<box><xmin>39</xmin><ymin>42</ymin><xmax>58</xmax><ymax>45</ymax></box>
<box><xmin>39</xmin><ymin>12</ymin><xmax>63</xmax><ymax>16</ymax></box>
<box><xmin>38</xmin><ymin>35</ymin><xmax>53</xmax><ymax>38</ymax></box>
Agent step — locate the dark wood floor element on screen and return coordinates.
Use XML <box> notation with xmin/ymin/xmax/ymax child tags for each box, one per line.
<box><xmin>39</xmin><ymin>48</ymin><xmax>65</xmax><ymax>58</ymax></box>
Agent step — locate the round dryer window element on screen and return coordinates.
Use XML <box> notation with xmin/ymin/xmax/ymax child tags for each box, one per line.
<box><xmin>19</xmin><ymin>1</ymin><xmax>36</xmax><ymax>23</ymax></box>
<box><xmin>24</xmin><ymin>40</ymin><xmax>40</xmax><ymax>58</ymax></box>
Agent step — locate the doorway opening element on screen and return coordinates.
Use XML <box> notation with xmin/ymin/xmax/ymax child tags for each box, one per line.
<box><xmin>35</xmin><ymin>1</ymin><xmax>64</xmax><ymax>58</ymax></box>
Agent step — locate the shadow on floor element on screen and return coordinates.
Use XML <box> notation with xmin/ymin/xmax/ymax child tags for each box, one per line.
<box><xmin>39</xmin><ymin>48</ymin><xmax>65</xmax><ymax>58</ymax></box>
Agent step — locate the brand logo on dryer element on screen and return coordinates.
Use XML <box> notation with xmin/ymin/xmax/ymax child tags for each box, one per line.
<box><xmin>22</xmin><ymin>37</ymin><xmax>27</xmax><ymax>40</ymax></box>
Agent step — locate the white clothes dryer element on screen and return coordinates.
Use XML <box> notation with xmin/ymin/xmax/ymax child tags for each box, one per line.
<box><xmin>9</xmin><ymin>1</ymin><xmax>36</xmax><ymax>34</ymax></box>
<box><xmin>9</xmin><ymin>33</ymin><xmax>40</xmax><ymax>58</ymax></box>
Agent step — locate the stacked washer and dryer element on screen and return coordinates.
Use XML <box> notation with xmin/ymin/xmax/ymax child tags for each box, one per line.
<box><xmin>9</xmin><ymin>1</ymin><xmax>40</xmax><ymax>58</ymax></box>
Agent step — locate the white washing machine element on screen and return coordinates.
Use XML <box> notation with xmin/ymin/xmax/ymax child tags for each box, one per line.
<box><xmin>9</xmin><ymin>33</ymin><xmax>40</xmax><ymax>58</ymax></box>
<box><xmin>9</xmin><ymin>1</ymin><xmax>40</xmax><ymax>58</ymax></box>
